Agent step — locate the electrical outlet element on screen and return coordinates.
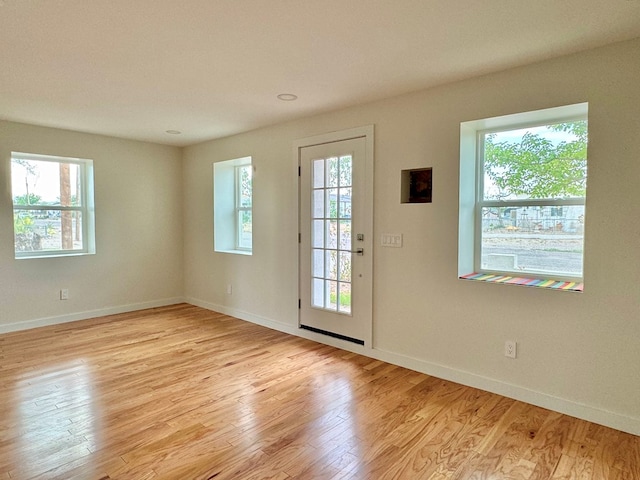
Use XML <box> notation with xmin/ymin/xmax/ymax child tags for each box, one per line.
<box><xmin>60</xmin><ymin>289</ymin><xmax>69</xmax><ymax>300</ymax></box>
<box><xmin>505</xmin><ymin>340</ymin><xmax>517</xmax><ymax>359</ymax></box>
<box><xmin>226</xmin><ymin>284</ymin><xmax>232</xmax><ymax>295</ymax></box>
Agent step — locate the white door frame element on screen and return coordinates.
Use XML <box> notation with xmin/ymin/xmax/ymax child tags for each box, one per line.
<box><xmin>292</xmin><ymin>125</ymin><xmax>374</xmax><ymax>348</ymax></box>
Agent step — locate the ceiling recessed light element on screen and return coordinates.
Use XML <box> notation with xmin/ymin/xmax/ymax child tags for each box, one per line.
<box><xmin>165</xmin><ymin>130</ymin><xmax>182</xmax><ymax>135</ymax></box>
<box><xmin>277</xmin><ymin>93</ymin><xmax>298</xmax><ymax>101</ymax></box>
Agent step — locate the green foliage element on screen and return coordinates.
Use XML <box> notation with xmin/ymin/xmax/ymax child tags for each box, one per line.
<box><xmin>13</xmin><ymin>194</ymin><xmax>44</xmax><ymax>236</ymax></box>
<box><xmin>484</xmin><ymin>121</ymin><xmax>587</xmax><ymax>199</ymax></box>
<box><xmin>13</xmin><ymin>211</ymin><xmax>35</xmax><ymax>234</ymax></box>
<box><xmin>329</xmin><ymin>291</ymin><xmax>351</xmax><ymax>307</ymax></box>
<box><xmin>13</xmin><ymin>193</ymin><xmax>42</xmax><ymax>205</ymax></box>
<box><xmin>239</xmin><ymin>165</ymin><xmax>252</xmax><ymax>208</ymax></box>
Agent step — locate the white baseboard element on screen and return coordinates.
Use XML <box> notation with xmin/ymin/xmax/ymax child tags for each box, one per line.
<box><xmin>186</xmin><ymin>297</ymin><xmax>372</xmax><ymax>355</ymax></box>
<box><xmin>0</xmin><ymin>297</ymin><xmax>186</xmax><ymax>334</ymax></box>
<box><xmin>185</xmin><ymin>297</ymin><xmax>299</xmax><ymax>336</ymax></box>
<box><xmin>368</xmin><ymin>347</ymin><xmax>640</xmax><ymax>437</ymax></box>
<box><xmin>188</xmin><ymin>298</ymin><xmax>640</xmax><ymax>437</ymax></box>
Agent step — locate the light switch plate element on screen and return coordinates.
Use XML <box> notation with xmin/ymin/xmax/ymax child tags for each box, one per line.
<box><xmin>381</xmin><ymin>233</ymin><xmax>403</xmax><ymax>248</ymax></box>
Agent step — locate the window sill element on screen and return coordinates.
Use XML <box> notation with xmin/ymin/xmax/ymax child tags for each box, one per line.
<box><xmin>459</xmin><ymin>273</ymin><xmax>583</xmax><ymax>292</ymax></box>
<box><xmin>215</xmin><ymin>249</ymin><xmax>252</xmax><ymax>256</ymax></box>
<box><xmin>16</xmin><ymin>251</ymin><xmax>95</xmax><ymax>260</ymax></box>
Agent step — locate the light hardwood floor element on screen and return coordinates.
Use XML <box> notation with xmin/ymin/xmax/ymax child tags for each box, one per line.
<box><xmin>0</xmin><ymin>304</ymin><xmax>637</xmax><ymax>479</ymax></box>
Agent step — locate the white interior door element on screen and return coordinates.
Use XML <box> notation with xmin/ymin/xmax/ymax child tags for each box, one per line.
<box><xmin>298</xmin><ymin>132</ymin><xmax>373</xmax><ymax>345</ymax></box>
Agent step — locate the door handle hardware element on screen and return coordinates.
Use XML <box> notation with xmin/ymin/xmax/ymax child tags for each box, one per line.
<box><xmin>350</xmin><ymin>248</ymin><xmax>364</xmax><ymax>256</ymax></box>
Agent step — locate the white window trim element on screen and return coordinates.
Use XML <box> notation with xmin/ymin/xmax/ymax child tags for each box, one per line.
<box><xmin>458</xmin><ymin>103</ymin><xmax>588</xmax><ymax>283</ymax></box>
<box><xmin>213</xmin><ymin>156</ymin><xmax>252</xmax><ymax>255</ymax></box>
<box><xmin>12</xmin><ymin>152</ymin><xmax>96</xmax><ymax>259</ymax></box>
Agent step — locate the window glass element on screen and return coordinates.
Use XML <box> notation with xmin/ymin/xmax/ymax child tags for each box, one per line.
<box><xmin>11</xmin><ymin>153</ymin><xmax>95</xmax><ymax>258</ymax></box>
<box><xmin>482</xmin><ymin>122</ymin><xmax>587</xmax><ymax>201</ymax></box>
<box><xmin>479</xmin><ymin>121</ymin><xmax>587</xmax><ymax>278</ymax></box>
<box><xmin>235</xmin><ymin>164</ymin><xmax>252</xmax><ymax>250</ymax></box>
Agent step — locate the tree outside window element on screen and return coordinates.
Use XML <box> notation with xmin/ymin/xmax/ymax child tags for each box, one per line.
<box><xmin>11</xmin><ymin>152</ymin><xmax>95</xmax><ymax>258</ymax></box>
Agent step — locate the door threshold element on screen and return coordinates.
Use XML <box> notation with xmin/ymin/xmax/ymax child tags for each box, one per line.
<box><xmin>299</xmin><ymin>324</ymin><xmax>364</xmax><ymax>345</ymax></box>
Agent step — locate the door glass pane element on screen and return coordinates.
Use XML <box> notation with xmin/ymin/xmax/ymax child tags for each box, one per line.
<box><xmin>339</xmin><ymin>187</ymin><xmax>352</xmax><ymax>218</ymax></box>
<box><xmin>313</xmin><ymin>190</ymin><xmax>324</xmax><ymax>218</ymax></box>
<box><xmin>326</xmin><ymin>280</ymin><xmax>338</xmax><ymax>310</ymax></box>
<box><xmin>339</xmin><ymin>156</ymin><xmax>352</xmax><ymax>187</ymax></box>
<box><xmin>312</xmin><ymin>278</ymin><xmax>324</xmax><ymax>308</ymax></box>
<box><xmin>313</xmin><ymin>249</ymin><xmax>324</xmax><ymax>277</ymax></box>
<box><xmin>339</xmin><ymin>252</ymin><xmax>351</xmax><ymax>282</ymax></box>
<box><xmin>326</xmin><ymin>188</ymin><xmax>338</xmax><ymax>219</ymax></box>
<box><xmin>327</xmin><ymin>157</ymin><xmax>338</xmax><ymax>187</ymax></box>
<box><xmin>313</xmin><ymin>159</ymin><xmax>325</xmax><ymax>188</ymax></box>
<box><xmin>313</xmin><ymin>220</ymin><xmax>324</xmax><ymax>248</ymax></box>
<box><xmin>326</xmin><ymin>220</ymin><xmax>338</xmax><ymax>249</ymax></box>
<box><xmin>326</xmin><ymin>250</ymin><xmax>338</xmax><ymax>280</ymax></box>
<box><xmin>339</xmin><ymin>220</ymin><xmax>351</xmax><ymax>250</ymax></box>
<box><xmin>339</xmin><ymin>283</ymin><xmax>351</xmax><ymax>314</ymax></box>
<box><xmin>309</xmin><ymin>153</ymin><xmax>354</xmax><ymax>315</ymax></box>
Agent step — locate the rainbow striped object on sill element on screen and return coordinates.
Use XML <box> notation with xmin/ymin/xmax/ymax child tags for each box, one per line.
<box><xmin>459</xmin><ymin>272</ymin><xmax>583</xmax><ymax>292</ymax></box>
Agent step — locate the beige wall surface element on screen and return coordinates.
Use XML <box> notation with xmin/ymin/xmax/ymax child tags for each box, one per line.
<box><xmin>183</xmin><ymin>39</ymin><xmax>640</xmax><ymax>434</ymax></box>
<box><xmin>0</xmin><ymin>122</ymin><xmax>184</xmax><ymax>329</ymax></box>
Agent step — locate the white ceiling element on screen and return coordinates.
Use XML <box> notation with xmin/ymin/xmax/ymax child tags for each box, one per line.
<box><xmin>1</xmin><ymin>0</ymin><xmax>640</xmax><ymax>147</ymax></box>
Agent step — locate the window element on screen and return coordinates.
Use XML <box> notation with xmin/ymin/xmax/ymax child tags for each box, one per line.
<box><xmin>235</xmin><ymin>164</ymin><xmax>252</xmax><ymax>250</ymax></box>
<box><xmin>213</xmin><ymin>156</ymin><xmax>252</xmax><ymax>254</ymax></box>
<box><xmin>459</xmin><ymin>103</ymin><xmax>588</xmax><ymax>285</ymax></box>
<box><xmin>11</xmin><ymin>152</ymin><xmax>96</xmax><ymax>259</ymax></box>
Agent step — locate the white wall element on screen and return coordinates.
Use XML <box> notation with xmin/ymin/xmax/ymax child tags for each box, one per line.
<box><xmin>0</xmin><ymin>122</ymin><xmax>184</xmax><ymax>331</ymax></box>
<box><xmin>182</xmin><ymin>38</ymin><xmax>640</xmax><ymax>434</ymax></box>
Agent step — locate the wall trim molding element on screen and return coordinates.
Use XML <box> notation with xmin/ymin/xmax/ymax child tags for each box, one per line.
<box><xmin>186</xmin><ymin>297</ymin><xmax>296</xmax><ymax>335</ymax></box>
<box><xmin>368</xmin><ymin>347</ymin><xmax>640</xmax><ymax>437</ymax></box>
<box><xmin>186</xmin><ymin>297</ymin><xmax>370</xmax><ymax>355</ymax></box>
<box><xmin>0</xmin><ymin>297</ymin><xmax>185</xmax><ymax>334</ymax></box>
<box><xmin>189</xmin><ymin>299</ymin><xmax>640</xmax><ymax>437</ymax></box>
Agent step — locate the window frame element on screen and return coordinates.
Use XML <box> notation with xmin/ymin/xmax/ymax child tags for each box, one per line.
<box><xmin>11</xmin><ymin>152</ymin><xmax>96</xmax><ymax>259</ymax></box>
<box><xmin>213</xmin><ymin>156</ymin><xmax>253</xmax><ymax>255</ymax></box>
<box><xmin>459</xmin><ymin>103</ymin><xmax>588</xmax><ymax>284</ymax></box>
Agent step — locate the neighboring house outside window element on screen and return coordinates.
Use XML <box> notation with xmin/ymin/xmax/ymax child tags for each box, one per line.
<box><xmin>213</xmin><ymin>156</ymin><xmax>253</xmax><ymax>255</ymax></box>
<box><xmin>458</xmin><ymin>103</ymin><xmax>588</xmax><ymax>286</ymax></box>
<box><xmin>11</xmin><ymin>152</ymin><xmax>96</xmax><ymax>259</ymax></box>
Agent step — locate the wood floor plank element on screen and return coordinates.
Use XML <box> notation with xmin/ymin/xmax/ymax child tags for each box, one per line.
<box><xmin>0</xmin><ymin>304</ymin><xmax>637</xmax><ymax>479</ymax></box>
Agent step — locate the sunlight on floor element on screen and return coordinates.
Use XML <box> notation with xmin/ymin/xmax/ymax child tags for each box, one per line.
<box><xmin>15</xmin><ymin>361</ymin><xmax>99</xmax><ymax>477</ymax></box>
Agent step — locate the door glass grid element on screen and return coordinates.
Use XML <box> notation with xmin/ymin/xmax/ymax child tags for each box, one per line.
<box><xmin>311</xmin><ymin>155</ymin><xmax>353</xmax><ymax>314</ymax></box>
